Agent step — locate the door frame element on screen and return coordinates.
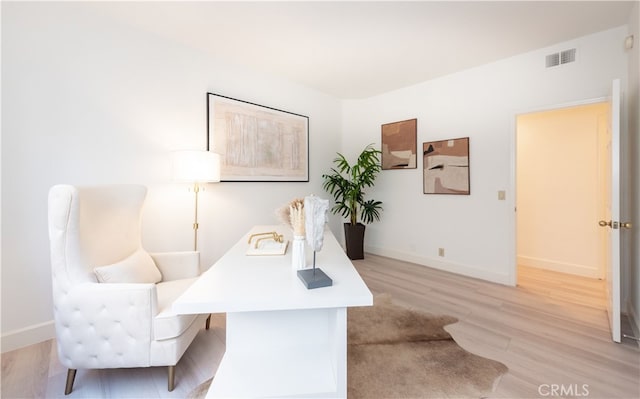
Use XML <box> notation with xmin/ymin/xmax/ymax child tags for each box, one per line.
<box><xmin>508</xmin><ymin>96</ymin><xmax>608</xmax><ymax>286</ymax></box>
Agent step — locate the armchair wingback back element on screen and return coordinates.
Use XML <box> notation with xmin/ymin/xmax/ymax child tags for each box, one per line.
<box><xmin>49</xmin><ymin>184</ymin><xmax>147</xmax><ymax>287</ymax></box>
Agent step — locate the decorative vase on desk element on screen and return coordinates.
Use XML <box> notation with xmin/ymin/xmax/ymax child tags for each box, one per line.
<box><xmin>291</xmin><ymin>235</ymin><xmax>306</xmax><ymax>271</ymax></box>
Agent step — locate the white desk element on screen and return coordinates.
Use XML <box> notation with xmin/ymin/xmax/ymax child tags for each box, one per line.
<box><xmin>173</xmin><ymin>225</ymin><xmax>373</xmax><ymax>398</ymax></box>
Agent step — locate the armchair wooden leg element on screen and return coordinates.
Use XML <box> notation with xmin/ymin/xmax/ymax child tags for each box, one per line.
<box><xmin>64</xmin><ymin>369</ymin><xmax>77</xmax><ymax>395</ymax></box>
<box><xmin>205</xmin><ymin>314</ymin><xmax>211</xmax><ymax>330</ymax></box>
<box><xmin>168</xmin><ymin>365</ymin><xmax>176</xmax><ymax>392</ymax></box>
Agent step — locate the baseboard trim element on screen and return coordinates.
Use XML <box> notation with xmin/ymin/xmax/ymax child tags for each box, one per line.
<box><xmin>1</xmin><ymin>320</ymin><xmax>55</xmax><ymax>353</ymax></box>
<box><xmin>517</xmin><ymin>255</ymin><xmax>601</xmax><ymax>278</ymax></box>
<box><xmin>367</xmin><ymin>246</ymin><xmax>511</xmax><ymax>286</ymax></box>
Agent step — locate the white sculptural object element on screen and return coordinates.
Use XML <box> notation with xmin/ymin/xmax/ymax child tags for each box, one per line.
<box><xmin>304</xmin><ymin>196</ymin><xmax>329</xmax><ymax>253</ymax></box>
<box><xmin>297</xmin><ymin>195</ymin><xmax>333</xmax><ymax>288</ymax></box>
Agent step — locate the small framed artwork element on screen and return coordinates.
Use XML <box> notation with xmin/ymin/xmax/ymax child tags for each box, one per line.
<box><xmin>423</xmin><ymin>137</ymin><xmax>470</xmax><ymax>195</ymax></box>
<box><xmin>381</xmin><ymin>118</ymin><xmax>417</xmax><ymax>170</ymax></box>
<box><xmin>207</xmin><ymin>93</ymin><xmax>309</xmax><ymax>182</ymax></box>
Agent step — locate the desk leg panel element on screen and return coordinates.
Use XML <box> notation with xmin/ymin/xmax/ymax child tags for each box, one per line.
<box><xmin>207</xmin><ymin>307</ymin><xmax>346</xmax><ymax>398</ymax></box>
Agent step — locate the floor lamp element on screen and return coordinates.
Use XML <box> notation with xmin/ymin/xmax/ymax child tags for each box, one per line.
<box><xmin>172</xmin><ymin>150</ymin><xmax>221</xmax><ymax>251</ymax></box>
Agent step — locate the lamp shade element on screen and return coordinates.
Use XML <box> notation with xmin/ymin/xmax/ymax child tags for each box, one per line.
<box><xmin>172</xmin><ymin>150</ymin><xmax>221</xmax><ymax>183</ymax></box>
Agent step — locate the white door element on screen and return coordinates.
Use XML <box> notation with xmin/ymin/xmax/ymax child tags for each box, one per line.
<box><xmin>600</xmin><ymin>79</ymin><xmax>622</xmax><ymax>343</ymax></box>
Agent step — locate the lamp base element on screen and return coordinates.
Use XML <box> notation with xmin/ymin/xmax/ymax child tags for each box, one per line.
<box><xmin>297</xmin><ymin>268</ymin><xmax>333</xmax><ymax>289</ymax></box>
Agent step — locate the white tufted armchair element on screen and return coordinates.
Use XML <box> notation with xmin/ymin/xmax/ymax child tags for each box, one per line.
<box><xmin>47</xmin><ymin>184</ymin><xmax>210</xmax><ymax>395</ymax></box>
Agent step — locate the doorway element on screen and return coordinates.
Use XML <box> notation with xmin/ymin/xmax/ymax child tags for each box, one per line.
<box><xmin>515</xmin><ymin>102</ymin><xmax>610</xmax><ymax>287</ymax></box>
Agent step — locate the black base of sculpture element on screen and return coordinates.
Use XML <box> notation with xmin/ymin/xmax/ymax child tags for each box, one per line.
<box><xmin>297</xmin><ymin>268</ymin><xmax>333</xmax><ymax>289</ymax></box>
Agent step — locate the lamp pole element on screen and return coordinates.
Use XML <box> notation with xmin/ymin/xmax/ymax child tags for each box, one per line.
<box><xmin>172</xmin><ymin>150</ymin><xmax>220</xmax><ymax>252</ymax></box>
<box><xmin>193</xmin><ymin>182</ymin><xmax>201</xmax><ymax>251</ymax></box>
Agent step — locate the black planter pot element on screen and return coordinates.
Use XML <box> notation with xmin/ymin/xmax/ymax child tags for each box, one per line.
<box><xmin>344</xmin><ymin>223</ymin><xmax>366</xmax><ymax>260</ymax></box>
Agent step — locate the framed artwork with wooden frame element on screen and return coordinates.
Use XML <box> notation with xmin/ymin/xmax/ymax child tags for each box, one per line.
<box><xmin>423</xmin><ymin>137</ymin><xmax>470</xmax><ymax>195</ymax></box>
<box><xmin>207</xmin><ymin>93</ymin><xmax>309</xmax><ymax>182</ymax></box>
<box><xmin>381</xmin><ymin>118</ymin><xmax>417</xmax><ymax>170</ymax></box>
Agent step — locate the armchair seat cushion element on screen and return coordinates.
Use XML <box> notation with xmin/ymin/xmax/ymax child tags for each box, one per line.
<box><xmin>154</xmin><ymin>278</ymin><xmax>199</xmax><ymax>341</ymax></box>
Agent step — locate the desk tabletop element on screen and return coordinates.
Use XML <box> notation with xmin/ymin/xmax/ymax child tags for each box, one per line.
<box><xmin>173</xmin><ymin>225</ymin><xmax>373</xmax><ymax>314</ymax></box>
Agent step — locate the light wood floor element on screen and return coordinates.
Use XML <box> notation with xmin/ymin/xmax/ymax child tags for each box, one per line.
<box><xmin>2</xmin><ymin>255</ymin><xmax>638</xmax><ymax>398</ymax></box>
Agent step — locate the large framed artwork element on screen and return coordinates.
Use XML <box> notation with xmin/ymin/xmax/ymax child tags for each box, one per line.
<box><xmin>207</xmin><ymin>93</ymin><xmax>309</xmax><ymax>182</ymax></box>
<box><xmin>423</xmin><ymin>137</ymin><xmax>470</xmax><ymax>195</ymax></box>
<box><xmin>381</xmin><ymin>118</ymin><xmax>417</xmax><ymax>169</ymax></box>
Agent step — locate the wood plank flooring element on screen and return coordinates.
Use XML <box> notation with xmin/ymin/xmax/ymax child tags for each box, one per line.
<box><xmin>2</xmin><ymin>255</ymin><xmax>638</xmax><ymax>398</ymax></box>
<box><xmin>354</xmin><ymin>257</ymin><xmax>639</xmax><ymax>399</ymax></box>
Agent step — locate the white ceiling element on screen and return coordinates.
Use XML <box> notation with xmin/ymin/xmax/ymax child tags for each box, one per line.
<box><xmin>93</xmin><ymin>1</ymin><xmax>635</xmax><ymax>99</ymax></box>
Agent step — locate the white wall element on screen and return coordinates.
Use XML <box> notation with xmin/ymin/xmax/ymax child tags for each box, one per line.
<box><xmin>516</xmin><ymin>104</ymin><xmax>608</xmax><ymax>278</ymax></box>
<box><xmin>341</xmin><ymin>26</ymin><xmax>629</xmax><ymax>286</ymax></box>
<box><xmin>627</xmin><ymin>2</ymin><xmax>640</xmax><ymax>336</ymax></box>
<box><xmin>1</xmin><ymin>3</ymin><xmax>342</xmax><ymax>351</ymax></box>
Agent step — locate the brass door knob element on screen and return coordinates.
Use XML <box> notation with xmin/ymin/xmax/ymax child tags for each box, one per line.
<box><xmin>599</xmin><ymin>220</ymin><xmax>633</xmax><ymax>229</ymax></box>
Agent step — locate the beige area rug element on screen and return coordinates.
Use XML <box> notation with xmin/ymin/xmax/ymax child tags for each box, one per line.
<box><xmin>188</xmin><ymin>294</ymin><xmax>507</xmax><ymax>399</ymax></box>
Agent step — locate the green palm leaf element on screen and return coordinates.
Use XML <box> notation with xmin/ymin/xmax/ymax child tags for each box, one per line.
<box><xmin>321</xmin><ymin>144</ymin><xmax>383</xmax><ymax>225</ymax></box>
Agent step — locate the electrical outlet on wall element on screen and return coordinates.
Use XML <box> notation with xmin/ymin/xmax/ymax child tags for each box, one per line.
<box><xmin>438</xmin><ymin>248</ymin><xmax>445</xmax><ymax>257</ymax></box>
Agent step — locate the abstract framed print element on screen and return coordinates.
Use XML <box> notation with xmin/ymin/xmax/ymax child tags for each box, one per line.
<box><xmin>381</xmin><ymin>118</ymin><xmax>417</xmax><ymax>170</ymax></box>
<box><xmin>207</xmin><ymin>93</ymin><xmax>309</xmax><ymax>182</ymax></box>
<box><xmin>423</xmin><ymin>137</ymin><xmax>470</xmax><ymax>195</ymax></box>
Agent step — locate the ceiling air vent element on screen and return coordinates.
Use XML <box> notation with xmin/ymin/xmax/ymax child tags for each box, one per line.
<box><xmin>560</xmin><ymin>48</ymin><xmax>576</xmax><ymax>64</ymax></box>
<box><xmin>546</xmin><ymin>53</ymin><xmax>560</xmax><ymax>68</ymax></box>
<box><xmin>545</xmin><ymin>48</ymin><xmax>576</xmax><ymax>68</ymax></box>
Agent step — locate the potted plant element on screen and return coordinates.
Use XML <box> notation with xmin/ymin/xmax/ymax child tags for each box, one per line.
<box><xmin>322</xmin><ymin>144</ymin><xmax>383</xmax><ymax>260</ymax></box>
